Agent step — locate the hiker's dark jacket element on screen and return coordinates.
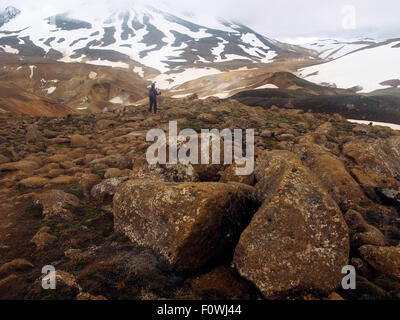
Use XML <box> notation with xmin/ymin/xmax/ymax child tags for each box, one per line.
<box><xmin>149</xmin><ymin>87</ymin><xmax>159</xmax><ymax>100</ymax></box>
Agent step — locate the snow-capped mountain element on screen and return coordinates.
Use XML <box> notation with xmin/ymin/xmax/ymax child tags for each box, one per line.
<box><xmin>301</xmin><ymin>38</ymin><xmax>378</xmax><ymax>60</ymax></box>
<box><xmin>0</xmin><ymin>6</ymin><xmax>20</xmax><ymax>28</ymax></box>
<box><xmin>299</xmin><ymin>38</ymin><xmax>400</xmax><ymax>93</ymax></box>
<box><xmin>0</xmin><ymin>3</ymin><xmax>309</xmax><ymax>73</ymax></box>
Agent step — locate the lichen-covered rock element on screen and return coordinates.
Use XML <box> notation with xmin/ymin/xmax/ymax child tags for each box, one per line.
<box><xmin>293</xmin><ymin>143</ymin><xmax>369</xmax><ymax>210</ymax></box>
<box><xmin>359</xmin><ymin>245</ymin><xmax>400</xmax><ymax>280</ymax></box>
<box><xmin>113</xmin><ymin>180</ymin><xmax>259</xmax><ymax>272</ymax></box>
<box><xmin>34</xmin><ymin>190</ymin><xmax>80</xmax><ymax>220</ymax></box>
<box><xmin>91</xmin><ymin>177</ymin><xmax>130</xmax><ymax>202</ymax></box>
<box><xmin>233</xmin><ymin>150</ymin><xmax>349</xmax><ymax>299</ymax></box>
<box><xmin>343</xmin><ymin>136</ymin><xmax>400</xmax><ymax>190</ymax></box>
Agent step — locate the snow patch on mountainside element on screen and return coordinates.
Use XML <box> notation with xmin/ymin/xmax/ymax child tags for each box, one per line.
<box><xmin>299</xmin><ymin>41</ymin><xmax>400</xmax><ymax>93</ymax></box>
<box><xmin>348</xmin><ymin>119</ymin><xmax>400</xmax><ymax>131</ymax></box>
<box><xmin>0</xmin><ymin>45</ymin><xmax>19</xmax><ymax>54</ymax></box>
<box><xmin>302</xmin><ymin>39</ymin><xmax>376</xmax><ymax>60</ymax></box>
<box><xmin>255</xmin><ymin>84</ymin><xmax>279</xmax><ymax>89</ymax></box>
<box><xmin>133</xmin><ymin>66</ymin><xmax>144</xmax><ymax>78</ymax></box>
<box><xmin>86</xmin><ymin>59</ymin><xmax>129</xmax><ymax>69</ymax></box>
<box><xmin>151</xmin><ymin>68</ymin><xmax>223</xmax><ymax>90</ymax></box>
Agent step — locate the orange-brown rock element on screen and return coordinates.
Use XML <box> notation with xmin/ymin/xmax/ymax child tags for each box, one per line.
<box><xmin>113</xmin><ymin>180</ymin><xmax>258</xmax><ymax>272</ymax></box>
<box><xmin>71</xmin><ymin>134</ymin><xmax>90</xmax><ymax>148</ymax></box>
<box><xmin>344</xmin><ymin>210</ymin><xmax>386</xmax><ymax>247</ymax></box>
<box><xmin>293</xmin><ymin>143</ymin><xmax>369</xmax><ymax>210</ymax></box>
<box><xmin>34</xmin><ymin>190</ymin><xmax>80</xmax><ymax>220</ymax></box>
<box><xmin>359</xmin><ymin>245</ymin><xmax>400</xmax><ymax>280</ymax></box>
<box><xmin>219</xmin><ymin>163</ymin><xmax>255</xmax><ymax>186</ymax></box>
<box><xmin>0</xmin><ymin>259</ymin><xmax>34</xmax><ymax>275</ymax></box>
<box><xmin>233</xmin><ymin>150</ymin><xmax>349</xmax><ymax>299</ymax></box>
<box><xmin>343</xmin><ymin>136</ymin><xmax>400</xmax><ymax>190</ymax></box>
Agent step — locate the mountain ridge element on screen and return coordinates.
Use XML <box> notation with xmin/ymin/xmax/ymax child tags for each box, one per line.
<box><xmin>0</xmin><ymin>3</ymin><xmax>315</xmax><ymax>73</ymax></box>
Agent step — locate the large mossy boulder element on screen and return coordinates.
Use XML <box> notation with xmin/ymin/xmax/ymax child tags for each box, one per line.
<box><xmin>113</xmin><ymin>180</ymin><xmax>259</xmax><ymax>272</ymax></box>
<box><xmin>233</xmin><ymin>150</ymin><xmax>350</xmax><ymax>299</ymax></box>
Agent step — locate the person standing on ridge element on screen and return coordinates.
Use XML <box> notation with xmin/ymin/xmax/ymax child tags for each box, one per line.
<box><xmin>149</xmin><ymin>83</ymin><xmax>161</xmax><ymax>114</ymax></box>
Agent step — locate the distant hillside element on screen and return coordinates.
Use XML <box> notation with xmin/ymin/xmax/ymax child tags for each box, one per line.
<box><xmin>0</xmin><ymin>83</ymin><xmax>76</xmax><ymax>116</ymax></box>
<box><xmin>231</xmin><ymin>88</ymin><xmax>400</xmax><ymax>125</ymax></box>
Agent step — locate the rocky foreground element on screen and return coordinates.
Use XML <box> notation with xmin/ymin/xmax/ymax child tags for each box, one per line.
<box><xmin>0</xmin><ymin>95</ymin><xmax>400</xmax><ymax>300</ymax></box>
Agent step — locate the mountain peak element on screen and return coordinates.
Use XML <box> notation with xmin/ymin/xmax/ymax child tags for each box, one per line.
<box><xmin>0</xmin><ymin>6</ymin><xmax>20</xmax><ymax>27</ymax></box>
<box><xmin>0</xmin><ymin>3</ymin><xmax>308</xmax><ymax>73</ymax></box>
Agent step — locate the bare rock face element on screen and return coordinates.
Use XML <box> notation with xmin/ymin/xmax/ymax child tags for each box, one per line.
<box><xmin>113</xmin><ymin>180</ymin><xmax>259</xmax><ymax>272</ymax></box>
<box><xmin>233</xmin><ymin>150</ymin><xmax>349</xmax><ymax>299</ymax></box>
<box><xmin>359</xmin><ymin>245</ymin><xmax>400</xmax><ymax>280</ymax></box>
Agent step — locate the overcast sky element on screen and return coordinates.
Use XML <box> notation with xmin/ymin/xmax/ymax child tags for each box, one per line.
<box><xmin>5</xmin><ymin>0</ymin><xmax>400</xmax><ymax>42</ymax></box>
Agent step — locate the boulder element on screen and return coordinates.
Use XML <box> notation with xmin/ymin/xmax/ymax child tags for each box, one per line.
<box><xmin>197</xmin><ymin>113</ymin><xmax>218</xmax><ymax>124</ymax></box>
<box><xmin>91</xmin><ymin>177</ymin><xmax>130</xmax><ymax>202</ymax></box>
<box><xmin>233</xmin><ymin>150</ymin><xmax>349</xmax><ymax>299</ymax></box>
<box><xmin>0</xmin><ymin>259</ymin><xmax>34</xmax><ymax>275</ymax></box>
<box><xmin>113</xmin><ymin>180</ymin><xmax>259</xmax><ymax>272</ymax></box>
<box><xmin>219</xmin><ymin>163</ymin><xmax>255</xmax><ymax>186</ymax></box>
<box><xmin>376</xmin><ymin>187</ymin><xmax>400</xmax><ymax>206</ymax></box>
<box><xmin>48</xmin><ymin>154</ymin><xmax>69</xmax><ymax>163</ymax></box>
<box><xmin>104</xmin><ymin>168</ymin><xmax>122</xmax><ymax>179</ymax></box>
<box><xmin>18</xmin><ymin>177</ymin><xmax>49</xmax><ymax>188</ymax></box>
<box><xmin>344</xmin><ymin>210</ymin><xmax>386</xmax><ymax>247</ymax></box>
<box><xmin>359</xmin><ymin>245</ymin><xmax>400</xmax><ymax>280</ymax></box>
<box><xmin>71</xmin><ymin>134</ymin><xmax>90</xmax><ymax>148</ymax></box>
<box><xmin>26</xmin><ymin>125</ymin><xmax>43</xmax><ymax>144</ymax></box>
<box><xmin>81</xmin><ymin>173</ymin><xmax>102</xmax><ymax>197</ymax></box>
<box><xmin>0</xmin><ymin>160</ymin><xmax>40</xmax><ymax>173</ymax></box>
<box><xmin>293</xmin><ymin>143</ymin><xmax>369</xmax><ymax>210</ymax></box>
<box><xmin>343</xmin><ymin>136</ymin><xmax>400</xmax><ymax>190</ymax></box>
<box><xmin>34</xmin><ymin>190</ymin><xmax>80</xmax><ymax>220</ymax></box>
<box><xmin>90</xmin><ymin>155</ymin><xmax>131</xmax><ymax>170</ymax></box>
<box><xmin>49</xmin><ymin>175</ymin><xmax>80</xmax><ymax>186</ymax></box>
<box><xmin>31</xmin><ymin>227</ymin><xmax>57</xmax><ymax>250</ymax></box>
<box><xmin>315</xmin><ymin>122</ymin><xmax>337</xmax><ymax>137</ymax></box>
<box><xmin>96</xmin><ymin>119</ymin><xmax>117</xmax><ymax>130</ymax></box>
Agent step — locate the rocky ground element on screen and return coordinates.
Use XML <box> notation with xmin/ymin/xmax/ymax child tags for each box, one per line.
<box><xmin>0</xmin><ymin>95</ymin><xmax>399</xmax><ymax>300</ymax></box>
